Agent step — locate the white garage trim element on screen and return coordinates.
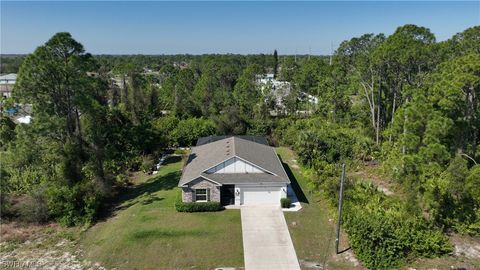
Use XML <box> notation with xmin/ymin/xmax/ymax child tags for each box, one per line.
<box><xmin>239</xmin><ymin>185</ymin><xmax>287</xmax><ymax>205</ymax></box>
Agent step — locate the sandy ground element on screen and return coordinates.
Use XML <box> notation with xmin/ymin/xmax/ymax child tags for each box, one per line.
<box><xmin>0</xmin><ymin>222</ymin><xmax>107</xmax><ymax>270</ymax></box>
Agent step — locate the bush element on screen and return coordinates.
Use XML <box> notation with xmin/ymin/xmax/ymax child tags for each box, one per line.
<box><xmin>344</xmin><ymin>206</ymin><xmax>451</xmax><ymax>270</ymax></box>
<box><xmin>280</xmin><ymin>197</ymin><xmax>291</xmax><ymax>208</ymax></box>
<box><xmin>46</xmin><ymin>181</ymin><xmax>100</xmax><ymax>226</ymax></box>
<box><xmin>0</xmin><ymin>193</ymin><xmax>14</xmax><ymax>218</ymax></box>
<box><xmin>175</xmin><ymin>200</ymin><xmax>223</xmax><ymax>212</ymax></box>
<box><xmin>140</xmin><ymin>155</ymin><xmax>154</xmax><ymax>173</ymax></box>
<box><xmin>19</xmin><ymin>188</ymin><xmax>50</xmax><ymax>223</ymax></box>
<box><xmin>115</xmin><ymin>173</ymin><xmax>129</xmax><ymax>185</ymax></box>
<box><xmin>174</xmin><ymin>148</ymin><xmax>188</xmax><ymax>155</ymax></box>
<box><xmin>341</xmin><ymin>184</ymin><xmax>452</xmax><ymax>270</ymax></box>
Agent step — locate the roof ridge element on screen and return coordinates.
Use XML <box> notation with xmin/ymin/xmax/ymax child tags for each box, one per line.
<box><xmin>232</xmin><ymin>136</ymin><xmax>236</xmax><ymax>156</ymax></box>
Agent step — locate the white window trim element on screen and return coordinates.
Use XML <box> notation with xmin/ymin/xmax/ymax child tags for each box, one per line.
<box><xmin>194</xmin><ymin>188</ymin><xmax>209</xmax><ymax>202</ymax></box>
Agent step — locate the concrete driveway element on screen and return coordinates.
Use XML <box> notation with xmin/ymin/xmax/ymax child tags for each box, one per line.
<box><xmin>241</xmin><ymin>206</ymin><xmax>301</xmax><ymax>270</ymax></box>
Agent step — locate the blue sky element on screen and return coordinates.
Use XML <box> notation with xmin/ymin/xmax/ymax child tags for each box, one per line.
<box><xmin>1</xmin><ymin>1</ymin><xmax>479</xmax><ymax>55</ymax></box>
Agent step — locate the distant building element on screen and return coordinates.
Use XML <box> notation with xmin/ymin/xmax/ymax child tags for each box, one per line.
<box><xmin>0</xmin><ymin>73</ymin><xmax>16</xmax><ymax>98</ymax></box>
<box><xmin>256</xmin><ymin>73</ymin><xmax>291</xmax><ymax>109</ymax></box>
<box><xmin>173</xmin><ymin>61</ymin><xmax>189</xmax><ymax>69</ymax></box>
<box><xmin>299</xmin><ymin>91</ymin><xmax>318</xmax><ymax>105</ymax></box>
<box><xmin>256</xmin><ymin>73</ymin><xmax>275</xmax><ymax>85</ymax></box>
<box><xmin>16</xmin><ymin>115</ymin><xmax>32</xmax><ymax>124</ymax></box>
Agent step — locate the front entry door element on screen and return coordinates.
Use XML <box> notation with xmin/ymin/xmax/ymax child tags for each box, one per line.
<box><xmin>220</xmin><ymin>185</ymin><xmax>235</xmax><ymax>205</ymax></box>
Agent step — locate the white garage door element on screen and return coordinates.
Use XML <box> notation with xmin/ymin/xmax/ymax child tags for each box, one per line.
<box><xmin>241</xmin><ymin>186</ymin><xmax>282</xmax><ymax>205</ymax></box>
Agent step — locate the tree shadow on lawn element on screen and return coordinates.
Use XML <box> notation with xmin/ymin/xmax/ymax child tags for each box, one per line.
<box><xmin>97</xmin><ymin>170</ymin><xmax>181</xmax><ymax>222</ymax></box>
<box><xmin>162</xmin><ymin>155</ymin><xmax>182</xmax><ymax>166</ymax></box>
<box><xmin>128</xmin><ymin>228</ymin><xmax>213</xmax><ymax>242</ymax></box>
<box><xmin>279</xmin><ymin>157</ymin><xmax>309</xmax><ymax>204</ymax></box>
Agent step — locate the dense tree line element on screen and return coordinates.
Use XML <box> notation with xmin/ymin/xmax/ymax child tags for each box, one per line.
<box><xmin>0</xmin><ymin>24</ymin><xmax>478</xmax><ymax>269</ymax></box>
<box><xmin>0</xmin><ymin>55</ymin><xmax>25</xmax><ymax>74</ymax></box>
<box><xmin>274</xmin><ymin>25</ymin><xmax>480</xmax><ymax>269</ymax></box>
<box><xmin>0</xmin><ymin>33</ymin><xmax>295</xmax><ymax>225</ymax></box>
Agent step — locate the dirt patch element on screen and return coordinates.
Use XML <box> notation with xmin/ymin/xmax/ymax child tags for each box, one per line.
<box><xmin>1</xmin><ymin>222</ymin><xmax>59</xmax><ymax>242</ymax></box>
<box><xmin>450</xmin><ymin>234</ymin><xmax>480</xmax><ymax>259</ymax></box>
<box><xmin>340</xmin><ymin>250</ymin><xmax>361</xmax><ymax>267</ymax></box>
<box><xmin>288</xmin><ymin>159</ymin><xmax>300</xmax><ymax>169</ymax></box>
<box><xmin>300</xmin><ymin>260</ymin><xmax>324</xmax><ymax>269</ymax></box>
<box><xmin>0</xmin><ymin>222</ymin><xmax>106</xmax><ymax>270</ymax></box>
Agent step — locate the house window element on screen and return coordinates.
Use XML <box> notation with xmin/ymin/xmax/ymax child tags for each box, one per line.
<box><xmin>195</xmin><ymin>189</ymin><xmax>209</xmax><ymax>202</ymax></box>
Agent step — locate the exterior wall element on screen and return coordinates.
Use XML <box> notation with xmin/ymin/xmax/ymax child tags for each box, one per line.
<box><xmin>181</xmin><ymin>177</ymin><xmax>221</xmax><ymax>203</ymax></box>
<box><xmin>281</xmin><ymin>184</ymin><xmax>288</xmax><ymax>199</ymax></box>
<box><xmin>206</xmin><ymin>157</ymin><xmax>264</xmax><ymax>174</ymax></box>
<box><xmin>0</xmin><ymin>85</ymin><xmax>13</xmax><ymax>98</ymax></box>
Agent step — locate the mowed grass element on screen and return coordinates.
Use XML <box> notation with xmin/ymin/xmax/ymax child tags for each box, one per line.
<box><xmin>276</xmin><ymin>147</ymin><xmax>361</xmax><ymax>270</ymax></box>
<box><xmin>80</xmin><ymin>156</ymin><xmax>244</xmax><ymax>270</ymax></box>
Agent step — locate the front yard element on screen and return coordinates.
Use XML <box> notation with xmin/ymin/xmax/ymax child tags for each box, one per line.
<box><xmin>80</xmin><ymin>156</ymin><xmax>244</xmax><ymax>269</ymax></box>
<box><xmin>6</xmin><ymin>147</ymin><xmax>475</xmax><ymax>269</ymax></box>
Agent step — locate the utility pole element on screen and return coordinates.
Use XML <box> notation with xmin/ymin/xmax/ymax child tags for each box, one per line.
<box><xmin>335</xmin><ymin>163</ymin><xmax>346</xmax><ymax>254</ymax></box>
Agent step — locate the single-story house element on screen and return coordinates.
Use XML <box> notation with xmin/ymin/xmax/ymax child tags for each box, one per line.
<box><xmin>178</xmin><ymin>135</ymin><xmax>290</xmax><ymax>206</ymax></box>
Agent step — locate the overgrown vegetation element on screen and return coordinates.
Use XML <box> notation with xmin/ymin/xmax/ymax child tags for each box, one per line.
<box><xmin>1</xmin><ymin>24</ymin><xmax>479</xmax><ymax>269</ymax></box>
<box><xmin>274</xmin><ymin>117</ymin><xmax>452</xmax><ymax>268</ymax></box>
<box><xmin>343</xmin><ymin>183</ymin><xmax>451</xmax><ymax>269</ymax></box>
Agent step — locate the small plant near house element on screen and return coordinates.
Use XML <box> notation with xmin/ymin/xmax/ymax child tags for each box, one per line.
<box><xmin>280</xmin><ymin>197</ymin><xmax>291</xmax><ymax>208</ymax></box>
<box><xmin>175</xmin><ymin>200</ymin><xmax>223</xmax><ymax>212</ymax></box>
<box><xmin>174</xmin><ymin>190</ymin><xmax>223</xmax><ymax>212</ymax></box>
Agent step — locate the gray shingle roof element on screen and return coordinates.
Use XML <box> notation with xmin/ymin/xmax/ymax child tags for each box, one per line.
<box><xmin>179</xmin><ymin>136</ymin><xmax>290</xmax><ymax>186</ymax></box>
<box><xmin>196</xmin><ymin>135</ymin><xmax>268</xmax><ymax>146</ymax></box>
<box><xmin>201</xmin><ymin>173</ymin><xmax>287</xmax><ymax>185</ymax></box>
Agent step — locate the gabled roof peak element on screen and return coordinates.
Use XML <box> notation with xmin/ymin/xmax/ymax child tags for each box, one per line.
<box><xmin>179</xmin><ymin>136</ymin><xmax>289</xmax><ymax>186</ymax></box>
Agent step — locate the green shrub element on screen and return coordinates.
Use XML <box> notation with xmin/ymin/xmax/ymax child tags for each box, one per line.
<box><xmin>344</xmin><ymin>206</ymin><xmax>451</xmax><ymax>270</ymax></box>
<box><xmin>19</xmin><ymin>187</ymin><xmax>50</xmax><ymax>223</ymax></box>
<box><xmin>175</xmin><ymin>200</ymin><xmax>223</xmax><ymax>212</ymax></box>
<box><xmin>46</xmin><ymin>181</ymin><xmax>100</xmax><ymax>226</ymax></box>
<box><xmin>280</xmin><ymin>197</ymin><xmax>291</xmax><ymax>208</ymax></box>
<box><xmin>339</xmin><ymin>183</ymin><xmax>452</xmax><ymax>270</ymax></box>
<box><xmin>115</xmin><ymin>173</ymin><xmax>129</xmax><ymax>185</ymax></box>
<box><xmin>174</xmin><ymin>148</ymin><xmax>187</xmax><ymax>155</ymax></box>
<box><xmin>140</xmin><ymin>155</ymin><xmax>154</xmax><ymax>173</ymax></box>
<box><xmin>0</xmin><ymin>192</ymin><xmax>14</xmax><ymax>218</ymax></box>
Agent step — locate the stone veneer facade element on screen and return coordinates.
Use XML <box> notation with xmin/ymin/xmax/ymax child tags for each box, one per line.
<box><xmin>181</xmin><ymin>177</ymin><xmax>221</xmax><ymax>202</ymax></box>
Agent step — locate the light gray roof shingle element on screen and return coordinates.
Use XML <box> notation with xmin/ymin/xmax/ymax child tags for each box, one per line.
<box><xmin>196</xmin><ymin>135</ymin><xmax>268</xmax><ymax>146</ymax></box>
<box><xmin>179</xmin><ymin>136</ymin><xmax>289</xmax><ymax>186</ymax></box>
<box><xmin>201</xmin><ymin>173</ymin><xmax>287</xmax><ymax>185</ymax></box>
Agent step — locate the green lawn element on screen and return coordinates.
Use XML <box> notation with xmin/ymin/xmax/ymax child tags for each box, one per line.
<box><xmin>276</xmin><ymin>147</ymin><xmax>362</xmax><ymax>270</ymax></box>
<box><xmin>80</xmin><ymin>156</ymin><xmax>244</xmax><ymax>270</ymax></box>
